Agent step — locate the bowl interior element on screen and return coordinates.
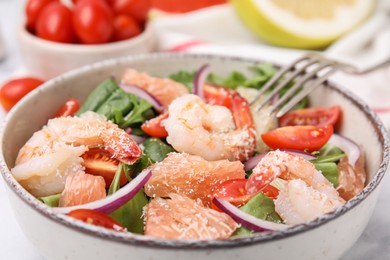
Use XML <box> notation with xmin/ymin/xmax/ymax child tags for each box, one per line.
<box><xmin>1</xmin><ymin>53</ymin><xmax>389</xmax><ymax>247</ymax></box>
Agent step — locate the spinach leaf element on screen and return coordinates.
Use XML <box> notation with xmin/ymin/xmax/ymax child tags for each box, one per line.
<box><xmin>313</xmin><ymin>162</ymin><xmax>339</xmax><ymax>187</ymax></box>
<box><xmin>125</xmin><ymin>154</ymin><xmax>154</xmax><ymax>179</ymax></box>
<box><xmin>38</xmin><ymin>194</ymin><xmax>60</xmax><ymax>207</ymax></box>
<box><xmin>77</xmin><ymin>78</ymin><xmax>118</xmax><ymax>115</ymax></box>
<box><xmin>234</xmin><ymin>193</ymin><xmax>282</xmax><ymax>236</ymax></box>
<box><xmin>108</xmin><ymin>162</ymin><xmax>149</xmax><ymax>234</ymax></box>
<box><xmin>119</xmin><ymin>94</ymin><xmax>154</xmax><ymax>129</ymax></box>
<box><xmin>143</xmin><ymin>138</ymin><xmax>175</xmax><ymax>162</ymax></box>
<box><xmin>169</xmin><ymin>70</ymin><xmax>195</xmax><ymax>91</ymax></box>
<box><xmin>95</xmin><ymin>88</ymin><xmax>133</xmax><ymax>121</ymax></box>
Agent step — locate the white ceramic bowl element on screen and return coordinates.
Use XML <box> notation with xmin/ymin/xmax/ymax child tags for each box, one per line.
<box><xmin>1</xmin><ymin>53</ymin><xmax>389</xmax><ymax>260</ymax></box>
<box><xmin>17</xmin><ymin>24</ymin><xmax>156</xmax><ymax>80</ymax></box>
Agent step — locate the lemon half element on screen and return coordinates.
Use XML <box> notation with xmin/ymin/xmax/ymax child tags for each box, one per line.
<box><xmin>230</xmin><ymin>0</ymin><xmax>376</xmax><ymax>49</ymax></box>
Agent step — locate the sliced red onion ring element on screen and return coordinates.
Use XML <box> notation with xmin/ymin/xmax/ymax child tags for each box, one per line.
<box><xmin>213</xmin><ymin>197</ymin><xmax>288</xmax><ymax>232</ymax></box>
<box><xmin>327</xmin><ymin>134</ymin><xmax>360</xmax><ymax>166</ymax></box>
<box><xmin>130</xmin><ymin>134</ymin><xmax>146</xmax><ymax>145</ymax></box>
<box><xmin>54</xmin><ymin>170</ymin><xmax>152</xmax><ymax>214</ymax></box>
<box><xmin>193</xmin><ymin>64</ymin><xmax>210</xmax><ymax>99</ymax></box>
<box><xmin>244</xmin><ymin>149</ymin><xmax>316</xmax><ymax>171</ymax></box>
<box><xmin>119</xmin><ymin>83</ymin><xmax>164</xmax><ymax>113</ymax></box>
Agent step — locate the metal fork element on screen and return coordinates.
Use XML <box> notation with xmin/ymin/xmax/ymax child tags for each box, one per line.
<box><xmin>251</xmin><ymin>53</ymin><xmax>390</xmax><ymax>117</ymax></box>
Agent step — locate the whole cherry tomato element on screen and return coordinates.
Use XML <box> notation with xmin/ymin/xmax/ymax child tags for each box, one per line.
<box><xmin>151</xmin><ymin>0</ymin><xmax>227</xmax><ymax>13</ymax></box>
<box><xmin>279</xmin><ymin>106</ymin><xmax>341</xmax><ymax>128</ymax></box>
<box><xmin>261</xmin><ymin>125</ymin><xmax>334</xmax><ymax>152</ymax></box>
<box><xmin>36</xmin><ymin>2</ymin><xmax>75</xmax><ymax>43</ymax></box>
<box><xmin>112</xmin><ymin>0</ymin><xmax>151</xmax><ymax>24</ymax></box>
<box><xmin>0</xmin><ymin>77</ymin><xmax>44</xmax><ymax>111</ymax></box>
<box><xmin>73</xmin><ymin>0</ymin><xmax>114</xmax><ymax>44</ymax></box>
<box><xmin>54</xmin><ymin>98</ymin><xmax>80</xmax><ymax>117</ymax></box>
<box><xmin>25</xmin><ymin>0</ymin><xmax>57</xmax><ymax>32</ymax></box>
<box><xmin>68</xmin><ymin>209</ymin><xmax>126</xmax><ymax>231</ymax></box>
<box><xmin>113</xmin><ymin>15</ymin><xmax>142</xmax><ymax>41</ymax></box>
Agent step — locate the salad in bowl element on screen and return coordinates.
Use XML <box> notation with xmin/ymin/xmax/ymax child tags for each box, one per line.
<box><xmin>1</xmin><ymin>54</ymin><xmax>388</xmax><ymax>260</ymax></box>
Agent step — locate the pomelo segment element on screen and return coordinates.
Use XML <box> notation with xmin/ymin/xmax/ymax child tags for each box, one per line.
<box><xmin>144</xmin><ymin>193</ymin><xmax>238</xmax><ymax>240</ymax></box>
<box><xmin>230</xmin><ymin>0</ymin><xmax>375</xmax><ymax>49</ymax></box>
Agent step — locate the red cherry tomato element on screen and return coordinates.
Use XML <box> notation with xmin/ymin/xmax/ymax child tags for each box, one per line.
<box><xmin>261</xmin><ymin>125</ymin><xmax>334</xmax><ymax>152</ymax></box>
<box><xmin>151</xmin><ymin>0</ymin><xmax>227</xmax><ymax>13</ymax></box>
<box><xmin>73</xmin><ymin>0</ymin><xmax>114</xmax><ymax>44</ymax></box>
<box><xmin>36</xmin><ymin>2</ymin><xmax>75</xmax><ymax>43</ymax></box>
<box><xmin>54</xmin><ymin>98</ymin><xmax>80</xmax><ymax>117</ymax></box>
<box><xmin>0</xmin><ymin>77</ymin><xmax>44</xmax><ymax>111</ymax></box>
<box><xmin>81</xmin><ymin>148</ymin><xmax>128</xmax><ymax>188</ymax></box>
<box><xmin>113</xmin><ymin>15</ymin><xmax>142</xmax><ymax>41</ymax></box>
<box><xmin>141</xmin><ymin>112</ymin><xmax>169</xmax><ymax>138</ymax></box>
<box><xmin>25</xmin><ymin>0</ymin><xmax>57</xmax><ymax>32</ymax></box>
<box><xmin>68</xmin><ymin>209</ymin><xmax>126</xmax><ymax>231</ymax></box>
<box><xmin>279</xmin><ymin>106</ymin><xmax>341</xmax><ymax>128</ymax></box>
<box><xmin>212</xmin><ymin>179</ymin><xmax>252</xmax><ymax>210</ymax></box>
<box><xmin>112</xmin><ymin>0</ymin><xmax>151</xmax><ymax>24</ymax></box>
<box><xmin>259</xmin><ymin>185</ymin><xmax>279</xmax><ymax>200</ymax></box>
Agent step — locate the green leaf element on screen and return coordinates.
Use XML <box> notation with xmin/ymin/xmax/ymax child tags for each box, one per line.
<box><xmin>110</xmin><ymin>189</ymin><xmax>149</xmax><ymax>234</ymax></box>
<box><xmin>234</xmin><ymin>193</ymin><xmax>282</xmax><ymax>236</ymax></box>
<box><xmin>108</xmin><ymin>162</ymin><xmax>149</xmax><ymax>234</ymax></box>
<box><xmin>125</xmin><ymin>154</ymin><xmax>155</xmax><ymax>178</ymax></box>
<box><xmin>76</xmin><ymin>78</ymin><xmax>118</xmax><ymax>115</ymax></box>
<box><xmin>38</xmin><ymin>194</ymin><xmax>60</xmax><ymax>207</ymax></box>
<box><xmin>143</xmin><ymin>138</ymin><xmax>175</xmax><ymax>162</ymax></box>
<box><xmin>119</xmin><ymin>94</ymin><xmax>153</xmax><ymax>129</ymax></box>
<box><xmin>169</xmin><ymin>70</ymin><xmax>196</xmax><ymax>91</ymax></box>
<box><xmin>96</xmin><ymin>88</ymin><xmax>133</xmax><ymax>121</ymax></box>
<box><xmin>313</xmin><ymin>162</ymin><xmax>339</xmax><ymax>187</ymax></box>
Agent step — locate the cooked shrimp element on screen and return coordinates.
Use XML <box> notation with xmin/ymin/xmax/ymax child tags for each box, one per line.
<box><xmin>144</xmin><ymin>152</ymin><xmax>245</xmax><ymax>206</ymax></box>
<box><xmin>11</xmin><ymin>112</ymin><xmax>141</xmax><ymax>197</ymax></box>
<box><xmin>274</xmin><ymin>179</ymin><xmax>341</xmax><ymax>225</ymax></box>
<box><xmin>336</xmin><ymin>156</ymin><xmax>366</xmax><ymax>200</ymax></box>
<box><xmin>246</xmin><ymin>150</ymin><xmax>345</xmax><ymax>224</ymax></box>
<box><xmin>121</xmin><ymin>68</ymin><xmax>189</xmax><ymax>108</ymax></box>
<box><xmin>144</xmin><ymin>193</ymin><xmax>238</xmax><ymax>240</ymax></box>
<box><xmin>164</xmin><ymin>94</ymin><xmax>256</xmax><ymax>161</ymax></box>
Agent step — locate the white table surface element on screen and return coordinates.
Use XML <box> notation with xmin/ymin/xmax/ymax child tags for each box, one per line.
<box><xmin>1</xmin><ymin>1</ymin><xmax>390</xmax><ymax>259</ymax></box>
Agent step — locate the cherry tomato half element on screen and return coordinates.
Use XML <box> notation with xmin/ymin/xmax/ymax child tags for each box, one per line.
<box><xmin>141</xmin><ymin>112</ymin><xmax>169</xmax><ymax>138</ymax></box>
<box><xmin>36</xmin><ymin>2</ymin><xmax>75</xmax><ymax>43</ymax></box>
<box><xmin>0</xmin><ymin>77</ymin><xmax>44</xmax><ymax>111</ymax></box>
<box><xmin>279</xmin><ymin>106</ymin><xmax>341</xmax><ymax>128</ymax></box>
<box><xmin>113</xmin><ymin>15</ymin><xmax>142</xmax><ymax>41</ymax></box>
<box><xmin>261</xmin><ymin>125</ymin><xmax>334</xmax><ymax>152</ymax></box>
<box><xmin>68</xmin><ymin>209</ymin><xmax>126</xmax><ymax>231</ymax></box>
<box><xmin>25</xmin><ymin>0</ymin><xmax>57</xmax><ymax>32</ymax></box>
<box><xmin>81</xmin><ymin>148</ymin><xmax>128</xmax><ymax>188</ymax></box>
<box><xmin>151</xmin><ymin>0</ymin><xmax>227</xmax><ymax>13</ymax></box>
<box><xmin>112</xmin><ymin>0</ymin><xmax>151</xmax><ymax>24</ymax></box>
<box><xmin>212</xmin><ymin>179</ymin><xmax>252</xmax><ymax>209</ymax></box>
<box><xmin>73</xmin><ymin>0</ymin><xmax>114</xmax><ymax>44</ymax></box>
<box><xmin>54</xmin><ymin>98</ymin><xmax>80</xmax><ymax>117</ymax></box>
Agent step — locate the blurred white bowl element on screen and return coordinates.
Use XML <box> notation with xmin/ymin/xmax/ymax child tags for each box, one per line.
<box><xmin>17</xmin><ymin>23</ymin><xmax>156</xmax><ymax>80</ymax></box>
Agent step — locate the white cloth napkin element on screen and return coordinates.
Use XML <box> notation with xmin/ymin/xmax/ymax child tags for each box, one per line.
<box><xmin>149</xmin><ymin>2</ymin><xmax>390</xmax><ymax>131</ymax></box>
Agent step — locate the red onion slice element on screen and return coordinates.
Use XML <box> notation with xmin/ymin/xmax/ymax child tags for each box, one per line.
<box><xmin>244</xmin><ymin>149</ymin><xmax>316</xmax><ymax>171</ymax></box>
<box><xmin>130</xmin><ymin>134</ymin><xmax>146</xmax><ymax>145</ymax></box>
<box><xmin>327</xmin><ymin>134</ymin><xmax>360</xmax><ymax>166</ymax></box>
<box><xmin>119</xmin><ymin>83</ymin><xmax>164</xmax><ymax>113</ymax></box>
<box><xmin>213</xmin><ymin>197</ymin><xmax>288</xmax><ymax>232</ymax></box>
<box><xmin>193</xmin><ymin>64</ymin><xmax>210</xmax><ymax>99</ymax></box>
<box><xmin>54</xmin><ymin>170</ymin><xmax>152</xmax><ymax>214</ymax></box>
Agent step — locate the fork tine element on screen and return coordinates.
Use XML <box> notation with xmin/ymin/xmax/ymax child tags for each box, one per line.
<box><xmin>271</xmin><ymin>61</ymin><xmax>339</xmax><ymax>117</ymax></box>
<box><xmin>253</xmin><ymin>57</ymin><xmax>319</xmax><ymax>111</ymax></box>
<box><xmin>250</xmin><ymin>55</ymin><xmax>312</xmax><ymax>107</ymax></box>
